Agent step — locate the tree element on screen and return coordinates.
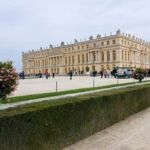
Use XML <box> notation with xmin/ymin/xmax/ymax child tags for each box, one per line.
<box><xmin>133</xmin><ymin>68</ymin><xmax>145</xmax><ymax>82</ymax></box>
<box><xmin>0</xmin><ymin>61</ymin><xmax>19</xmax><ymax>101</ymax></box>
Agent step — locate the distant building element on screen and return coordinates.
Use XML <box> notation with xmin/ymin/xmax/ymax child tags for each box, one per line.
<box><xmin>22</xmin><ymin>30</ymin><xmax>150</xmax><ymax>75</ymax></box>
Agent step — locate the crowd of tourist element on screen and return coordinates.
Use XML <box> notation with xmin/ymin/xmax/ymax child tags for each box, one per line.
<box><xmin>18</xmin><ymin>68</ymin><xmax>150</xmax><ymax>80</ymax></box>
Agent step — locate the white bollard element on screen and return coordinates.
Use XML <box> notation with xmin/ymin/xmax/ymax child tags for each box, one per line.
<box><xmin>117</xmin><ymin>77</ymin><xmax>119</xmax><ymax>85</ymax></box>
<box><xmin>93</xmin><ymin>78</ymin><xmax>95</xmax><ymax>88</ymax></box>
<box><xmin>56</xmin><ymin>81</ymin><xmax>58</xmax><ymax>92</ymax></box>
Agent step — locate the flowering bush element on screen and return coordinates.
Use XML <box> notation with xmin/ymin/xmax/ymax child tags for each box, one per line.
<box><xmin>0</xmin><ymin>61</ymin><xmax>18</xmax><ymax>101</ymax></box>
<box><xmin>133</xmin><ymin>68</ymin><xmax>146</xmax><ymax>82</ymax></box>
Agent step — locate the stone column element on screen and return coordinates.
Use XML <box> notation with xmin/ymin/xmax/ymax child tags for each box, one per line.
<box><xmin>52</xmin><ymin>57</ymin><xmax>54</xmax><ymax>66</ymax></box>
<box><xmin>47</xmin><ymin>58</ymin><xmax>49</xmax><ymax>67</ymax></box>
<box><xmin>96</xmin><ymin>51</ymin><xmax>98</xmax><ymax>62</ymax></box>
<box><xmin>53</xmin><ymin>57</ymin><xmax>55</xmax><ymax>66</ymax></box>
<box><xmin>55</xmin><ymin>57</ymin><xmax>56</xmax><ymax>66</ymax></box>
<box><xmin>58</xmin><ymin>57</ymin><xmax>59</xmax><ymax>66</ymax></box>
<box><xmin>88</xmin><ymin>52</ymin><xmax>91</xmax><ymax>63</ymax></box>
<box><xmin>59</xmin><ymin>56</ymin><xmax>61</xmax><ymax>65</ymax></box>
<box><xmin>117</xmin><ymin>49</ymin><xmax>122</xmax><ymax>62</ymax></box>
<box><xmin>99</xmin><ymin>51</ymin><xmax>101</xmax><ymax>63</ymax></box>
<box><xmin>110</xmin><ymin>51</ymin><xmax>113</xmax><ymax>62</ymax></box>
<box><xmin>50</xmin><ymin>58</ymin><xmax>51</xmax><ymax>67</ymax></box>
<box><xmin>95</xmin><ymin>51</ymin><xmax>97</xmax><ymax>62</ymax></box>
<box><xmin>62</xmin><ymin>56</ymin><xmax>64</xmax><ymax>66</ymax></box>
<box><xmin>97</xmin><ymin>51</ymin><xmax>100</xmax><ymax>62</ymax></box>
<box><xmin>89</xmin><ymin>52</ymin><xmax>91</xmax><ymax>63</ymax></box>
<box><xmin>104</xmin><ymin>51</ymin><xmax>107</xmax><ymax>63</ymax></box>
<box><xmin>91</xmin><ymin>52</ymin><xmax>93</xmax><ymax>62</ymax></box>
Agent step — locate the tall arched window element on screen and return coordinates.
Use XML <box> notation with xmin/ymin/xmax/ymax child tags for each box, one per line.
<box><xmin>86</xmin><ymin>44</ymin><xmax>89</xmax><ymax>49</ymax></box>
<box><xmin>107</xmin><ymin>51</ymin><xmax>110</xmax><ymax>61</ymax></box>
<box><xmin>102</xmin><ymin>52</ymin><xmax>104</xmax><ymax>62</ymax></box>
<box><xmin>122</xmin><ymin>51</ymin><xmax>124</xmax><ymax>60</ymax></box>
<box><xmin>69</xmin><ymin>56</ymin><xmax>71</xmax><ymax>64</ymax></box>
<box><xmin>125</xmin><ymin>51</ymin><xmax>127</xmax><ymax>61</ymax></box>
<box><xmin>93</xmin><ymin>52</ymin><xmax>96</xmax><ymax>62</ymax></box>
<box><xmin>78</xmin><ymin>55</ymin><xmax>80</xmax><ymax>63</ymax></box>
<box><xmin>65</xmin><ymin>57</ymin><xmax>67</xmax><ymax>65</ymax></box>
<box><xmin>93</xmin><ymin>43</ymin><xmax>96</xmax><ymax>48</ymax></box>
<box><xmin>57</xmin><ymin>68</ymin><xmax>59</xmax><ymax>74</ymax></box>
<box><xmin>72</xmin><ymin>56</ymin><xmax>74</xmax><ymax>64</ymax></box>
<box><xmin>49</xmin><ymin>57</ymin><xmax>51</xmax><ymax>66</ymax></box>
<box><xmin>86</xmin><ymin>54</ymin><xmax>88</xmax><ymax>62</ymax></box>
<box><xmin>113</xmin><ymin>50</ymin><xmax>116</xmax><ymax>61</ymax></box>
<box><xmin>82</xmin><ymin>54</ymin><xmax>84</xmax><ymax>64</ymax></box>
<box><xmin>42</xmin><ymin>60</ymin><xmax>44</xmax><ymax>67</ymax></box>
<box><xmin>54</xmin><ymin>57</ymin><xmax>56</xmax><ymax>66</ymax></box>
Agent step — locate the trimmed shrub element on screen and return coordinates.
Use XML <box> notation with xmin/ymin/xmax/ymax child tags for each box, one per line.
<box><xmin>134</xmin><ymin>68</ymin><xmax>145</xmax><ymax>82</ymax></box>
<box><xmin>0</xmin><ymin>85</ymin><xmax>150</xmax><ymax>150</ymax></box>
<box><xmin>0</xmin><ymin>61</ymin><xmax>18</xmax><ymax>101</ymax></box>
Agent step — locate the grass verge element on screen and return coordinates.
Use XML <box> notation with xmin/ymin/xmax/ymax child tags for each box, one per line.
<box><xmin>1</xmin><ymin>80</ymin><xmax>150</xmax><ymax>104</ymax></box>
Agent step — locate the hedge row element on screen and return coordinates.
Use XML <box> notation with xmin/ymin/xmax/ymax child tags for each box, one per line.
<box><xmin>0</xmin><ymin>84</ymin><xmax>150</xmax><ymax>150</ymax></box>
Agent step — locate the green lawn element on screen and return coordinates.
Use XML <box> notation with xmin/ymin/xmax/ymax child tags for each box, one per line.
<box><xmin>0</xmin><ymin>80</ymin><xmax>150</xmax><ymax>104</ymax></box>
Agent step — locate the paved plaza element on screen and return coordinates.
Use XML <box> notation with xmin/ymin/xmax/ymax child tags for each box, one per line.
<box><xmin>12</xmin><ymin>76</ymin><xmax>146</xmax><ymax>97</ymax></box>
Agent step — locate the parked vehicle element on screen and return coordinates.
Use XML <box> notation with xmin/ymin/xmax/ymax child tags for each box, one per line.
<box><xmin>113</xmin><ymin>67</ymin><xmax>133</xmax><ymax>79</ymax></box>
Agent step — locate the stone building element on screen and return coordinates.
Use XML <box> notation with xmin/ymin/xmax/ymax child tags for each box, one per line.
<box><xmin>22</xmin><ymin>30</ymin><xmax>150</xmax><ymax>75</ymax></box>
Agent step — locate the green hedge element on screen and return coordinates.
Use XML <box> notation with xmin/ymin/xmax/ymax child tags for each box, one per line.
<box><xmin>0</xmin><ymin>84</ymin><xmax>150</xmax><ymax>150</ymax></box>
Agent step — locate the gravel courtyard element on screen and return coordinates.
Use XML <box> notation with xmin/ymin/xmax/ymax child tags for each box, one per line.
<box><xmin>13</xmin><ymin>76</ymin><xmax>150</xmax><ymax>96</ymax></box>
<box><xmin>64</xmin><ymin>107</ymin><xmax>150</xmax><ymax>150</ymax></box>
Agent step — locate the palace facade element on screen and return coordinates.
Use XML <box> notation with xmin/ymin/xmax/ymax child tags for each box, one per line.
<box><xmin>22</xmin><ymin>30</ymin><xmax>150</xmax><ymax>75</ymax></box>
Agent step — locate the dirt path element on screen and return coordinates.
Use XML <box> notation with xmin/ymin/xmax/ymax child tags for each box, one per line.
<box><xmin>64</xmin><ymin>108</ymin><xmax>150</xmax><ymax>150</ymax></box>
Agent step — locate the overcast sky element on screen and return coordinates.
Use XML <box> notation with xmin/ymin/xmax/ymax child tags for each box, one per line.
<box><xmin>0</xmin><ymin>0</ymin><xmax>150</xmax><ymax>71</ymax></box>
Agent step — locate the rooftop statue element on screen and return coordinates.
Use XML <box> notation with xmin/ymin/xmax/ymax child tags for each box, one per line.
<box><xmin>89</xmin><ymin>36</ymin><xmax>93</xmax><ymax>40</ymax></box>
<box><xmin>74</xmin><ymin>39</ymin><xmax>78</xmax><ymax>43</ymax></box>
<box><xmin>116</xmin><ymin>29</ymin><xmax>121</xmax><ymax>35</ymax></box>
<box><xmin>96</xmin><ymin>34</ymin><xmax>101</xmax><ymax>39</ymax></box>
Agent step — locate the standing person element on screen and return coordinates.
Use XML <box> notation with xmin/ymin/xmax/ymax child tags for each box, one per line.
<box><xmin>104</xmin><ymin>70</ymin><xmax>107</xmax><ymax>78</ymax></box>
<box><xmin>22</xmin><ymin>71</ymin><xmax>25</xmax><ymax>79</ymax></box>
<box><xmin>107</xmin><ymin>69</ymin><xmax>110</xmax><ymax>78</ymax></box>
<box><xmin>45</xmin><ymin>72</ymin><xmax>49</xmax><ymax>79</ymax></box>
<box><xmin>129</xmin><ymin>70</ymin><xmax>132</xmax><ymax>78</ymax></box>
<box><xmin>69</xmin><ymin>70</ymin><xmax>73</xmax><ymax>80</ymax></box>
<box><xmin>100</xmin><ymin>70</ymin><xmax>103</xmax><ymax>78</ymax></box>
<box><xmin>19</xmin><ymin>73</ymin><xmax>22</xmax><ymax>79</ymax></box>
<box><xmin>38</xmin><ymin>73</ymin><xmax>42</xmax><ymax>78</ymax></box>
<box><xmin>52</xmin><ymin>72</ymin><xmax>55</xmax><ymax>78</ymax></box>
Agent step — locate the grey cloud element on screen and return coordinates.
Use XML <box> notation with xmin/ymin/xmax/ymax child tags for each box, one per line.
<box><xmin>0</xmin><ymin>0</ymin><xmax>150</xmax><ymax>71</ymax></box>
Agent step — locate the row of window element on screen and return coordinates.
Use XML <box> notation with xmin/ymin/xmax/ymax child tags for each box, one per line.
<box><xmin>121</xmin><ymin>39</ymin><xmax>148</xmax><ymax>50</ymax></box>
<box><xmin>24</xmin><ymin>40</ymin><xmax>149</xmax><ymax>59</ymax></box>
<box><xmin>65</xmin><ymin>51</ymin><xmax>117</xmax><ymax>65</ymax></box>
<box><xmin>25</xmin><ymin>50</ymin><xmax>150</xmax><ymax>68</ymax></box>
<box><xmin>65</xmin><ymin>40</ymin><xmax>116</xmax><ymax>53</ymax></box>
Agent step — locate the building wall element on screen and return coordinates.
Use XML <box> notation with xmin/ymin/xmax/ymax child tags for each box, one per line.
<box><xmin>22</xmin><ymin>31</ymin><xmax>150</xmax><ymax>75</ymax></box>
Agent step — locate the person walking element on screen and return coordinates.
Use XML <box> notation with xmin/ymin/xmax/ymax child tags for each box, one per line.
<box><xmin>45</xmin><ymin>72</ymin><xmax>49</xmax><ymax>79</ymax></box>
<box><xmin>22</xmin><ymin>71</ymin><xmax>25</xmax><ymax>79</ymax></box>
<box><xmin>52</xmin><ymin>72</ymin><xmax>55</xmax><ymax>78</ymax></box>
<box><xmin>104</xmin><ymin>70</ymin><xmax>107</xmax><ymax>78</ymax></box>
<box><xmin>100</xmin><ymin>70</ymin><xmax>103</xmax><ymax>78</ymax></box>
<box><xmin>106</xmin><ymin>69</ymin><xmax>110</xmax><ymax>78</ymax></box>
<box><xmin>69</xmin><ymin>70</ymin><xmax>73</xmax><ymax>80</ymax></box>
